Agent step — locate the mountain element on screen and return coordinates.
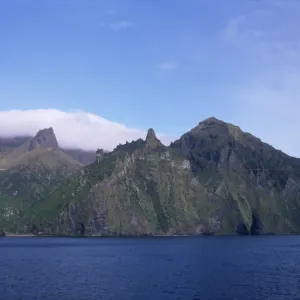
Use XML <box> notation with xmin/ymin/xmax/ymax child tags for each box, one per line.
<box><xmin>0</xmin><ymin>131</ymin><xmax>96</xmax><ymax>166</ymax></box>
<box><xmin>0</xmin><ymin>127</ymin><xmax>84</xmax><ymax>231</ymax></box>
<box><xmin>1</xmin><ymin>117</ymin><xmax>299</xmax><ymax>236</ymax></box>
<box><xmin>0</xmin><ymin>127</ymin><xmax>80</xmax><ymax>169</ymax></box>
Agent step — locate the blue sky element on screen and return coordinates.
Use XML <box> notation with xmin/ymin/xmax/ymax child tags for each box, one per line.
<box><xmin>1</xmin><ymin>0</ymin><xmax>300</xmax><ymax>155</ymax></box>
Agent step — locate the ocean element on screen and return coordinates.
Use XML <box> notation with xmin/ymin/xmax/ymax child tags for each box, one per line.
<box><xmin>0</xmin><ymin>236</ymin><xmax>299</xmax><ymax>300</ymax></box>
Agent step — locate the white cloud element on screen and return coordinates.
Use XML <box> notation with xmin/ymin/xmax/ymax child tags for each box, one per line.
<box><xmin>157</xmin><ymin>62</ymin><xmax>178</xmax><ymax>71</ymax></box>
<box><xmin>222</xmin><ymin>2</ymin><xmax>300</xmax><ymax>157</ymax></box>
<box><xmin>0</xmin><ymin>109</ymin><xmax>172</xmax><ymax>151</ymax></box>
<box><xmin>110</xmin><ymin>21</ymin><xmax>135</xmax><ymax>32</ymax></box>
<box><xmin>221</xmin><ymin>10</ymin><xmax>272</xmax><ymax>43</ymax></box>
<box><xmin>221</xmin><ymin>15</ymin><xmax>246</xmax><ymax>42</ymax></box>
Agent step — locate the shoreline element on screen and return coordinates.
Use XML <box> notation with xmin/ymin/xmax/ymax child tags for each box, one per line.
<box><xmin>1</xmin><ymin>232</ymin><xmax>299</xmax><ymax>238</ymax></box>
<box><xmin>4</xmin><ymin>233</ymin><xmax>35</xmax><ymax>237</ymax></box>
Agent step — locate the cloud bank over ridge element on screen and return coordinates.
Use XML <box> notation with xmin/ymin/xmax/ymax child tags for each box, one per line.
<box><xmin>0</xmin><ymin>109</ymin><xmax>172</xmax><ymax>151</ymax></box>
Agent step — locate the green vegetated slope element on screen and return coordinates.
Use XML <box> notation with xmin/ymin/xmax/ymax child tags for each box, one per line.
<box><xmin>0</xmin><ymin>152</ymin><xmax>81</xmax><ymax>232</ymax></box>
<box><xmin>0</xmin><ymin>131</ymin><xmax>83</xmax><ymax>233</ymax></box>
<box><xmin>2</xmin><ymin>117</ymin><xmax>300</xmax><ymax>236</ymax></box>
<box><xmin>0</xmin><ymin>149</ymin><xmax>81</xmax><ymax>198</ymax></box>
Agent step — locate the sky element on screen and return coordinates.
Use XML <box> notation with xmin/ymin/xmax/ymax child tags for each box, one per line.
<box><xmin>0</xmin><ymin>0</ymin><xmax>300</xmax><ymax>156</ymax></box>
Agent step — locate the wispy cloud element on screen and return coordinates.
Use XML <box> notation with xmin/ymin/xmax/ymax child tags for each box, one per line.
<box><xmin>0</xmin><ymin>109</ymin><xmax>172</xmax><ymax>151</ymax></box>
<box><xmin>221</xmin><ymin>11</ymin><xmax>268</xmax><ymax>43</ymax></box>
<box><xmin>221</xmin><ymin>15</ymin><xmax>246</xmax><ymax>42</ymax></box>
<box><xmin>157</xmin><ymin>62</ymin><xmax>178</xmax><ymax>71</ymax></box>
<box><xmin>221</xmin><ymin>2</ymin><xmax>300</xmax><ymax>157</ymax></box>
<box><xmin>110</xmin><ymin>21</ymin><xmax>135</xmax><ymax>32</ymax></box>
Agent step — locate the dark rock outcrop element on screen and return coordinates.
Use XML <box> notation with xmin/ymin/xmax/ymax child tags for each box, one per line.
<box><xmin>236</xmin><ymin>222</ymin><xmax>249</xmax><ymax>235</ymax></box>
<box><xmin>76</xmin><ymin>222</ymin><xmax>85</xmax><ymax>236</ymax></box>
<box><xmin>96</xmin><ymin>148</ymin><xmax>104</xmax><ymax>163</ymax></box>
<box><xmin>250</xmin><ymin>211</ymin><xmax>262</xmax><ymax>235</ymax></box>
<box><xmin>0</xmin><ymin>229</ymin><xmax>5</xmax><ymax>237</ymax></box>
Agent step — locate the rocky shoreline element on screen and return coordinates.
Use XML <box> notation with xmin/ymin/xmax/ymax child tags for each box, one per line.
<box><xmin>3</xmin><ymin>233</ymin><xmax>35</xmax><ymax>237</ymax></box>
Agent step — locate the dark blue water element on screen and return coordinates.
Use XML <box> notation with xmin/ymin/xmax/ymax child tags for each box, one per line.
<box><xmin>1</xmin><ymin>236</ymin><xmax>300</xmax><ymax>300</ymax></box>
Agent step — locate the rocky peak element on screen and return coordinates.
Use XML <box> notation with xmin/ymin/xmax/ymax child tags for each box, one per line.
<box><xmin>145</xmin><ymin>128</ymin><xmax>161</xmax><ymax>148</ymax></box>
<box><xmin>199</xmin><ymin>117</ymin><xmax>223</xmax><ymax>126</ymax></box>
<box><xmin>96</xmin><ymin>148</ymin><xmax>104</xmax><ymax>154</ymax></box>
<box><xmin>146</xmin><ymin>128</ymin><xmax>156</xmax><ymax>139</ymax></box>
<box><xmin>187</xmin><ymin>117</ymin><xmax>227</xmax><ymax>136</ymax></box>
<box><xmin>28</xmin><ymin>127</ymin><xmax>59</xmax><ymax>151</ymax></box>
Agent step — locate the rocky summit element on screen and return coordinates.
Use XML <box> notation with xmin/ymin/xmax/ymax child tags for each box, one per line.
<box><xmin>28</xmin><ymin>127</ymin><xmax>59</xmax><ymax>151</ymax></box>
<box><xmin>1</xmin><ymin>117</ymin><xmax>300</xmax><ymax>236</ymax></box>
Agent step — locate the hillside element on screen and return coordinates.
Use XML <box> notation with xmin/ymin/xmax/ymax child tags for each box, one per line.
<box><xmin>2</xmin><ymin>117</ymin><xmax>299</xmax><ymax>236</ymax></box>
<box><xmin>0</xmin><ymin>127</ymin><xmax>84</xmax><ymax>231</ymax></box>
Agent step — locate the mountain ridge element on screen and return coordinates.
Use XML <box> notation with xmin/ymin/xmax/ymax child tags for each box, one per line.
<box><xmin>1</xmin><ymin>117</ymin><xmax>300</xmax><ymax>236</ymax></box>
<box><xmin>1</xmin><ymin>117</ymin><xmax>298</xmax><ymax>159</ymax></box>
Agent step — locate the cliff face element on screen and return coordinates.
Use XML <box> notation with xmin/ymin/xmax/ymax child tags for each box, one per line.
<box><xmin>28</xmin><ymin>127</ymin><xmax>59</xmax><ymax>151</ymax></box>
<box><xmin>12</xmin><ymin>118</ymin><xmax>299</xmax><ymax>236</ymax></box>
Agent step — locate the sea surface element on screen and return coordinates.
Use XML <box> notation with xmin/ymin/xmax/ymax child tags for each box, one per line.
<box><xmin>0</xmin><ymin>236</ymin><xmax>300</xmax><ymax>300</ymax></box>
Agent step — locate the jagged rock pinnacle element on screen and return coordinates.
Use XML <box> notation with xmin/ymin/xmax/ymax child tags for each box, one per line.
<box><xmin>145</xmin><ymin>128</ymin><xmax>161</xmax><ymax>148</ymax></box>
<box><xmin>96</xmin><ymin>148</ymin><xmax>104</xmax><ymax>154</ymax></box>
<box><xmin>146</xmin><ymin>128</ymin><xmax>156</xmax><ymax>140</ymax></box>
<box><xmin>28</xmin><ymin>127</ymin><xmax>58</xmax><ymax>151</ymax></box>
